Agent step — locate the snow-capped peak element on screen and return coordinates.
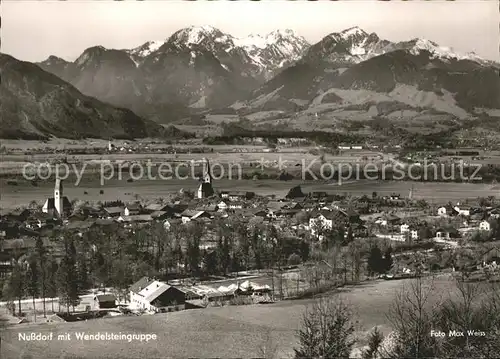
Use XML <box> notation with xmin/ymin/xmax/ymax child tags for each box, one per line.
<box><xmin>172</xmin><ymin>25</ymin><xmax>223</xmax><ymax>46</ymax></box>
<box><xmin>410</xmin><ymin>38</ymin><xmax>440</xmax><ymax>52</ymax></box>
<box><xmin>340</xmin><ymin>26</ymin><xmax>368</xmax><ymax>39</ymax></box>
<box><xmin>326</xmin><ymin>27</ymin><xmax>369</xmax><ymax>44</ymax></box>
<box><xmin>121</xmin><ymin>26</ymin><xmax>309</xmax><ymax>79</ymax></box>
<box><xmin>194</xmin><ymin>25</ymin><xmax>218</xmax><ymax>33</ymax></box>
<box><xmin>234</xmin><ymin>29</ymin><xmax>304</xmax><ymax>49</ymax></box>
<box><xmin>408</xmin><ymin>37</ymin><xmax>483</xmax><ymax>62</ymax></box>
<box><xmin>234</xmin><ymin>34</ymin><xmax>268</xmax><ymax>49</ymax></box>
<box><xmin>266</xmin><ymin>29</ymin><xmax>299</xmax><ymax>46</ymax></box>
<box><xmin>309</xmin><ymin>27</ymin><xmax>376</xmax><ymax>61</ymax></box>
<box><xmin>229</xmin><ymin>29</ymin><xmax>310</xmax><ymax>78</ymax></box>
<box><xmin>129</xmin><ymin>40</ymin><xmax>165</xmax><ymax>58</ymax></box>
<box><xmin>266</xmin><ymin>29</ymin><xmax>297</xmax><ymax>37</ymax></box>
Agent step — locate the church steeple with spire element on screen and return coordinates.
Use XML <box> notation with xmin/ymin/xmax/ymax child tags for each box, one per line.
<box><xmin>203</xmin><ymin>159</ymin><xmax>212</xmax><ymax>184</ymax></box>
<box><xmin>197</xmin><ymin>158</ymin><xmax>214</xmax><ymax>199</ymax></box>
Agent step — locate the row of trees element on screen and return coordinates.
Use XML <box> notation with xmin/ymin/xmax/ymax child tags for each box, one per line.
<box><xmin>2</xmin><ymin>235</ymin><xmax>80</xmax><ymax>318</ymax></box>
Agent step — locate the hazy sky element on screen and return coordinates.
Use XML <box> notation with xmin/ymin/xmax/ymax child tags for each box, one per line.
<box><xmin>2</xmin><ymin>0</ymin><xmax>498</xmax><ymax>62</ymax></box>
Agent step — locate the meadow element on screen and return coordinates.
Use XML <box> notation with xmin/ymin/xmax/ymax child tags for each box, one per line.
<box><xmin>0</xmin><ymin>275</ymin><xmax>458</xmax><ymax>359</ymax></box>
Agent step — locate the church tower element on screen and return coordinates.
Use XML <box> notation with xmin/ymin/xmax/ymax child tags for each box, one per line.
<box><xmin>54</xmin><ymin>178</ymin><xmax>64</xmax><ymax>217</ymax></box>
<box><xmin>203</xmin><ymin>159</ymin><xmax>212</xmax><ymax>184</ymax></box>
<box><xmin>197</xmin><ymin>158</ymin><xmax>214</xmax><ymax>199</ymax></box>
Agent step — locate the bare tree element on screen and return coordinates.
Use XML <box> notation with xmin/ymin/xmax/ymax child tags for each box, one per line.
<box><xmin>385</xmin><ymin>276</ymin><xmax>442</xmax><ymax>358</ymax></box>
<box><xmin>437</xmin><ymin>278</ymin><xmax>500</xmax><ymax>358</ymax></box>
<box><xmin>348</xmin><ymin>241</ymin><xmax>362</xmax><ymax>283</ymax></box>
<box><xmin>4</xmin><ymin>261</ymin><xmax>26</xmax><ymax>317</ymax></box>
<box><xmin>437</xmin><ymin>278</ymin><xmax>481</xmax><ymax>356</ymax></box>
<box><xmin>326</xmin><ymin>244</ymin><xmax>340</xmax><ymax>287</ymax></box>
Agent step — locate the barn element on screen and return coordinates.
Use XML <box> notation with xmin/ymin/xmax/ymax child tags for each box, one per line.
<box><xmin>94</xmin><ymin>294</ymin><xmax>117</xmax><ymax>309</ymax></box>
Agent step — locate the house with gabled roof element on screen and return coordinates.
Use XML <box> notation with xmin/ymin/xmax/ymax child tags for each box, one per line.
<box><xmin>435</xmin><ymin>227</ymin><xmax>460</xmax><ymax>240</ymax></box>
<box><xmin>228</xmin><ymin>202</ymin><xmax>244</xmax><ymax>210</ymax></box>
<box><xmin>103</xmin><ymin>207</ymin><xmax>124</xmax><ymax>218</ymax></box>
<box><xmin>226</xmin><ymin>191</ymin><xmax>254</xmax><ymax>202</ymax></box>
<box><xmin>301</xmin><ymin>202</ymin><xmax>318</xmax><ymax>212</ymax></box>
<box><xmin>266</xmin><ymin>200</ymin><xmax>283</xmax><ymax>210</ymax></box>
<box><xmin>25</xmin><ymin>212</ymin><xmax>58</xmax><ymax>230</ymax></box>
<box><xmin>150</xmin><ymin>211</ymin><xmax>170</xmax><ymax>220</ymax></box>
<box><xmin>281</xmin><ymin>202</ymin><xmax>303</xmax><ymax>210</ymax></box>
<box><xmin>93</xmin><ymin>218</ymin><xmax>117</xmax><ymax>227</ymax></box>
<box><xmin>488</xmin><ymin>207</ymin><xmax>500</xmax><ymax>219</ymax></box>
<box><xmin>196</xmin><ymin>204</ymin><xmax>219</xmax><ymax>212</ymax></box>
<box><xmin>129</xmin><ymin>279</ymin><xmax>187</xmax><ymax>312</ymax></box>
<box><xmin>129</xmin><ymin>276</ymin><xmax>155</xmax><ymax>304</ymax></box>
<box><xmin>94</xmin><ymin>294</ymin><xmax>116</xmax><ymax>309</ymax></box>
<box><xmin>309</xmin><ymin>210</ymin><xmax>336</xmax><ymax>235</ymax></box>
<box><xmin>171</xmin><ymin>202</ymin><xmax>189</xmax><ymax>213</ymax></box>
<box><xmin>339</xmin><ymin>208</ymin><xmax>362</xmax><ymax>223</ymax></box>
<box><xmin>253</xmin><ymin>209</ymin><xmax>269</xmax><ymax>218</ymax></box>
<box><xmin>217</xmin><ymin>200</ymin><xmax>228</xmax><ymax>211</ymax></box>
<box><xmin>376</xmin><ymin>213</ymin><xmax>401</xmax><ymax>226</ymax></box>
<box><xmin>0</xmin><ymin>208</ymin><xmax>31</xmax><ymax>223</ymax></box>
<box><xmin>65</xmin><ymin>219</ymin><xmax>96</xmax><ymax>235</ymax></box>
<box><xmin>479</xmin><ymin>220</ymin><xmax>492</xmax><ymax>232</ymax></box>
<box><xmin>117</xmin><ymin>214</ymin><xmax>153</xmax><ymax>223</ymax></box>
<box><xmin>180</xmin><ymin>210</ymin><xmax>211</xmax><ymax>224</ymax></box>
<box><xmin>144</xmin><ymin>203</ymin><xmax>172</xmax><ymax>214</ymax></box>
<box><xmin>437</xmin><ymin>204</ymin><xmax>458</xmax><ymax>217</ymax></box>
<box><xmin>309</xmin><ymin>191</ymin><xmax>328</xmax><ymax>201</ymax></box>
<box><xmin>400</xmin><ymin>223</ymin><xmax>419</xmax><ymax>240</ymax></box>
<box><xmin>124</xmin><ymin>203</ymin><xmax>142</xmax><ymax>216</ymax></box>
<box><xmin>276</xmin><ymin>209</ymin><xmax>300</xmax><ymax>218</ymax></box>
<box><xmin>481</xmin><ymin>247</ymin><xmax>500</xmax><ymax>265</ymax></box>
<box><xmin>454</xmin><ymin>205</ymin><xmax>471</xmax><ymax>217</ymax></box>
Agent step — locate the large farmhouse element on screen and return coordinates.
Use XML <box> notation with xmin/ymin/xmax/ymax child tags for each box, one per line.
<box><xmin>129</xmin><ymin>277</ymin><xmax>187</xmax><ymax>312</ymax></box>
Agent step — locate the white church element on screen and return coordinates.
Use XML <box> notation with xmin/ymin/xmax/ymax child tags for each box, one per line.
<box><xmin>42</xmin><ymin>178</ymin><xmax>72</xmax><ymax>217</ymax></box>
<box><xmin>197</xmin><ymin>158</ymin><xmax>214</xmax><ymax>199</ymax></box>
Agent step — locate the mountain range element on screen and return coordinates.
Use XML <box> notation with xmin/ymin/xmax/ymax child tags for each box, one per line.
<box><xmin>2</xmin><ymin>25</ymin><xmax>499</xmax><ymax>140</ymax></box>
<box><xmin>239</xmin><ymin>27</ymin><xmax>499</xmax><ymax>109</ymax></box>
<box><xmin>36</xmin><ymin>26</ymin><xmax>310</xmax><ymax>123</ymax></box>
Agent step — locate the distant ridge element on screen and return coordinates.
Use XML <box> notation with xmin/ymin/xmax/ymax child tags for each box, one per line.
<box><xmin>0</xmin><ymin>53</ymin><xmax>183</xmax><ymax>140</ymax></box>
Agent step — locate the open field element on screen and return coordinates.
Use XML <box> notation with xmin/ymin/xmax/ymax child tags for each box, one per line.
<box><xmin>0</xmin><ymin>151</ymin><xmax>319</xmax><ymax>166</ymax></box>
<box><xmin>1</xmin><ymin>139</ymin><xmax>279</xmax><ymax>152</ymax></box>
<box><xmin>0</xmin><ymin>177</ymin><xmax>497</xmax><ymax>210</ymax></box>
<box><xmin>0</xmin><ymin>275</ymin><xmax>459</xmax><ymax>359</ymax></box>
<box><xmin>0</xmin><ymin>149</ymin><xmax>381</xmax><ymax>178</ymax></box>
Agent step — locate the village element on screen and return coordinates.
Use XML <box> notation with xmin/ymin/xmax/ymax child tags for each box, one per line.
<box><xmin>1</xmin><ymin>158</ymin><xmax>500</xmax><ymax>324</ymax></box>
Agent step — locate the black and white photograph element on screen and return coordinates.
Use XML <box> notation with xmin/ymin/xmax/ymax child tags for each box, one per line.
<box><xmin>0</xmin><ymin>0</ymin><xmax>499</xmax><ymax>358</ymax></box>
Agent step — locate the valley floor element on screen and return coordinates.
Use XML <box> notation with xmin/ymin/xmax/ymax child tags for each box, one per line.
<box><xmin>1</xmin><ymin>177</ymin><xmax>497</xmax><ymax>210</ymax></box>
